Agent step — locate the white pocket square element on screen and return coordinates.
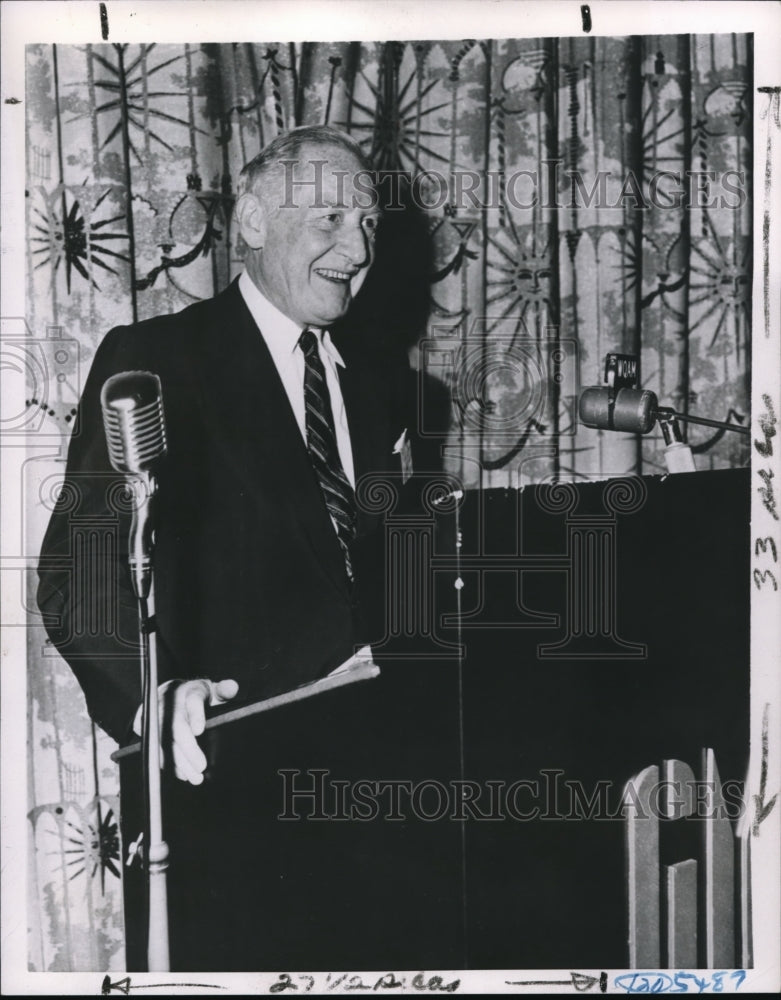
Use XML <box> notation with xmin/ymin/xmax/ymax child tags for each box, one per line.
<box><xmin>392</xmin><ymin>428</ymin><xmax>408</xmax><ymax>454</ymax></box>
<box><xmin>392</xmin><ymin>428</ymin><xmax>412</xmax><ymax>483</ymax></box>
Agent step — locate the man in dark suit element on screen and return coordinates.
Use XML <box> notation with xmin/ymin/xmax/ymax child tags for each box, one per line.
<box><xmin>36</xmin><ymin>126</ymin><xmax>432</xmax><ymax>971</ymax></box>
<box><xmin>36</xmin><ymin>124</ymin><xmax>477</xmax><ymax>974</ymax></box>
<box><xmin>37</xmin><ymin>125</ymin><xmax>410</xmax><ymax>780</ymax></box>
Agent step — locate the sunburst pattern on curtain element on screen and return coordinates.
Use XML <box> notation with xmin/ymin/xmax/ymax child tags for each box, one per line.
<box><xmin>25</xmin><ymin>35</ymin><xmax>750</xmax><ymax>969</ymax></box>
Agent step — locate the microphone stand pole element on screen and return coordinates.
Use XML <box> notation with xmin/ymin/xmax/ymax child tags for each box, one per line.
<box><xmin>129</xmin><ymin>472</ymin><xmax>170</xmax><ymax>972</ymax></box>
<box><xmin>656</xmin><ymin>406</ymin><xmax>751</xmax><ymax>436</ymax></box>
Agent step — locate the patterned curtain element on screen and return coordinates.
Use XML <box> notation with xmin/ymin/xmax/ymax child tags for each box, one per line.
<box><xmin>25</xmin><ymin>36</ymin><xmax>751</xmax><ymax>970</ymax></box>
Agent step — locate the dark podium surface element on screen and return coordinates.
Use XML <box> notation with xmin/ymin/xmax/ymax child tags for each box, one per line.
<box><xmin>118</xmin><ymin>469</ymin><xmax>749</xmax><ymax>971</ymax></box>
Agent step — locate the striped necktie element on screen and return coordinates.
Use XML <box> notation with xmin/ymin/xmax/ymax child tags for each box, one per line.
<box><xmin>299</xmin><ymin>329</ymin><xmax>357</xmax><ymax>580</ymax></box>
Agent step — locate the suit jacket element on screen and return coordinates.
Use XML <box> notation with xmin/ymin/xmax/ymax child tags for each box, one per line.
<box><xmin>37</xmin><ymin>279</ymin><xmax>412</xmax><ymax>744</ymax></box>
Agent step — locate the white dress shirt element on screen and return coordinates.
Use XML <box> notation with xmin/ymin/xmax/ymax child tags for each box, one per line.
<box><xmin>238</xmin><ymin>270</ymin><xmax>356</xmax><ymax>488</ymax></box>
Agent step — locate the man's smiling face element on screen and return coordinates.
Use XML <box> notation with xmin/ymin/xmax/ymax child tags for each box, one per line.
<box><xmin>246</xmin><ymin>143</ymin><xmax>379</xmax><ymax>328</ymax></box>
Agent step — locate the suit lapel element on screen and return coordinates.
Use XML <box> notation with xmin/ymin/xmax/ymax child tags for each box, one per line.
<box><xmin>196</xmin><ymin>281</ymin><xmax>350</xmax><ymax>594</ymax></box>
<box><xmin>337</xmin><ymin>349</ymin><xmax>390</xmax><ymax>481</ymax></box>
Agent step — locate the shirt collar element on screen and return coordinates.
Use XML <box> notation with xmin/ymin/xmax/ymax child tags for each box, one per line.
<box><xmin>239</xmin><ymin>270</ymin><xmax>346</xmax><ymax>368</ymax></box>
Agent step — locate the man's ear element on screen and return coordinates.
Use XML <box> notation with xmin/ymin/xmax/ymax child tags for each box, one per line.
<box><xmin>235</xmin><ymin>192</ymin><xmax>267</xmax><ymax>250</ymax></box>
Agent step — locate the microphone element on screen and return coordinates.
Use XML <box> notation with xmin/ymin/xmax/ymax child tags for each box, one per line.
<box><xmin>101</xmin><ymin>372</ymin><xmax>171</xmax><ymax>967</ymax></box>
<box><xmin>101</xmin><ymin>371</ymin><xmax>167</xmax><ymax>474</ymax></box>
<box><xmin>579</xmin><ymin>386</ymin><xmax>659</xmax><ymax>434</ymax></box>
<box><xmin>100</xmin><ymin>372</ymin><xmax>167</xmax><ymax>597</ymax></box>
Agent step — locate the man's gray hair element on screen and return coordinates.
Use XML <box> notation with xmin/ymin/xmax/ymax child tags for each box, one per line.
<box><xmin>238</xmin><ymin>125</ymin><xmax>373</xmax><ymax>199</ymax></box>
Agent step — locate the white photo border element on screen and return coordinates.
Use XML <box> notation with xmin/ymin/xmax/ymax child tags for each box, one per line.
<box><xmin>2</xmin><ymin>1</ymin><xmax>779</xmax><ymax>994</ymax></box>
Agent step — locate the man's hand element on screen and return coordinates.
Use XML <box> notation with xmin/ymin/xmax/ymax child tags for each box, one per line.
<box><xmin>133</xmin><ymin>678</ymin><xmax>239</xmax><ymax>785</ymax></box>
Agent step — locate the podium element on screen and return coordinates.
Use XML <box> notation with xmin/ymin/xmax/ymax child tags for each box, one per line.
<box><xmin>116</xmin><ymin>469</ymin><xmax>749</xmax><ymax>971</ymax></box>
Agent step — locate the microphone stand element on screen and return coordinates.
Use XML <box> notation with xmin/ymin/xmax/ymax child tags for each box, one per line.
<box><xmin>655</xmin><ymin>406</ymin><xmax>751</xmax><ymax>436</ymax></box>
<box><xmin>129</xmin><ymin>471</ymin><xmax>170</xmax><ymax>972</ymax></box>
<box><xmin>655</xmin><ymin>408</ymin><xmax>748</xmax><ymax>475</ymax></box>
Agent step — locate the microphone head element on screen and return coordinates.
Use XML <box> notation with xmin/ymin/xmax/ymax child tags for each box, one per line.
<box><xmin>579</xmin><ymin>386</ymin><xmax>658</xmax><ymax>434</ymax></box>
<box><xmin>100</xmin><ymin>371</ymin><xmax>167</xmax><ymax>474</ymax></box>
